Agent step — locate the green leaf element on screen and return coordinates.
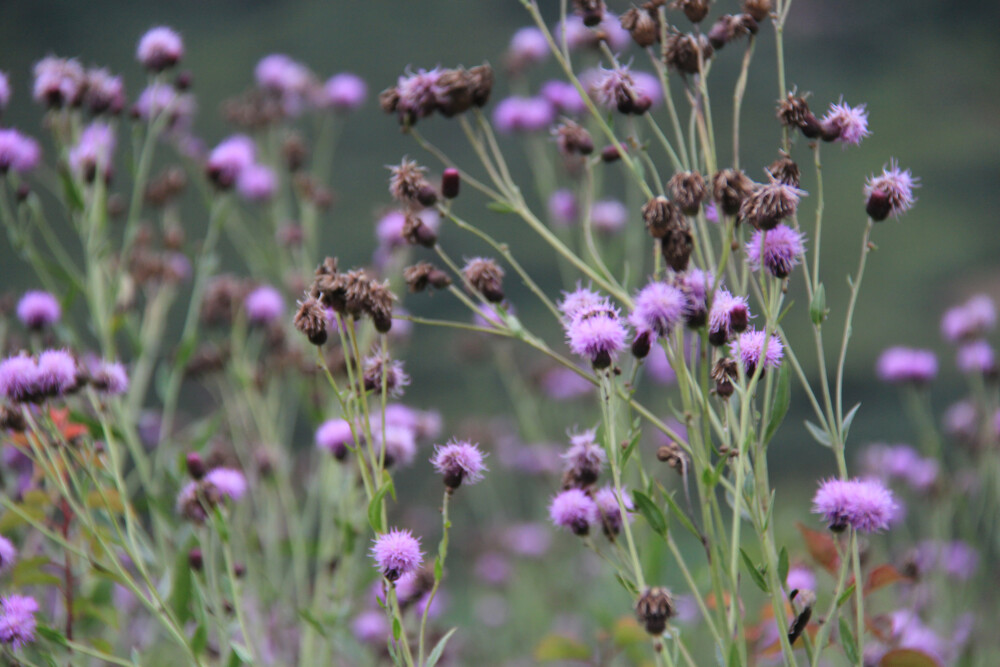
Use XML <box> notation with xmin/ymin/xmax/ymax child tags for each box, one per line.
<box><xmin>486</xmin><ymin>200</ymin><xmax>516</xmax><ymax>214</ymax></box>
<box><xmin>297</xmin><ymin>609</ymin><xmax>327</xmax><ymax>638</ymax></box>
<box><xmin>58</xmin><ymin>169</ymin><xmax>85</xmax><ymax>212</ymax></box>
<box><xmin>392</xmin><ymin>616</ymin><xmax>402</xmax><ymax>641</ymax></box>
<box><xmin>621</xmin><ymin>425</ymin><xmax>642</xmax><ymax>467</ymax></box>
<box><xmin>614</xmin><ymin>573</ymin><xmax>639</xmax><ymax>596</ymax></box>
<box><xmin>231</xmin><ymin>643</ymin><xmax>253</xmax><ymax>662</ymax></box>
<box><xmin>631</xmin><ymin>490</ymin><xmax>667</xmax><ymax>536</ymax></box>
<box><xmin>10</xmin><ymin>556</ymin><xmax>61</xmax><ymax>587</ymax></box>
<box><xmin>841</xmin><ymin>403</ymin><xmax>861</xmax><ymax>441</ymax></box>
<box><xmin>368</xmin><ymin>478</ymin><xmax>395</xmax><ymax>533</ymax></box>
<box><xmin>728</xmin><ymin>641</ymin><xmax>741</xmax><ymax>667</ymax></box>
<box><xmin>226</xmin><ymin>648</ymin><xmax>244</xmax><ymax>667</ymax></box>
<box><xmin>534</xmin><ymin>635</ymin><xmax>592</xmax><ymax>661</ymax></box>
<box><xmin>426</xmin><ymin>627</ymin><xmax>458</xmax><ymax>667</ymax></box>
<box><xmin>764</xmin><ymin>363</ymin><xmax>791</xmax><ymax>443</ymax></box>
<box><xmin>36</xmin><ymin>625</ymin><xmax>69</xmax><ymax>648</ymax></box>
<box><xmin>804</xmin><ymin>420</ymin><xmax>832</xmax><ymax>447</ymax></box>
<box><xmin>168</xmin><ymin>542</ymin><xmax>195</xmax><ymax>625</ymax></box>
<box><xmin>660</xmin><ymin>489</ymin><xmax>700</xmax><ymax>540</ymax></box>
<box><xmin>839</xmin><ymin>615</ymin><xmax>859</xmax><ymax>665</ymax></box>
<box><xmin>192</xmin><ymin>623</ymin><xmax>208</xmax><ymax>654</ymax></box>
<box><xmin>810</xmin><ymin>283</ymin><xmax>827</xmax><ymax>325</ymax></box>
<box><xmin>778</xmin><ymin>546</ymin><xmax>790</xmax><ymax>584</ymax></box>
<box><xmin>837</xmin><ymin>582</ymin><xmax>856</xmax><ymax>608</ymax></box>
<box><xmin>739</xmin><ymin>548</ymin><xmax>769</xmax><ymax>593</ymax></box>
<box><xmin>434</xmin><ymin>555</ymin><xmax>443</xmax><ymax>581</ymax></box>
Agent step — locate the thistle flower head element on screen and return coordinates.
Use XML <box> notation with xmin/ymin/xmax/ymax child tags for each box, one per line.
<box><xmin>134</xmin><ymin>84</ymin><xmax>196</xmax><ymax>130</ymax></box>
<box><xmin>864</xmin><ymin>159</ymin><xmax>918</xmax><ymax>221</ymax></box>
<box><xmin>861</xmin><ymin>444</ymin><xmax>938</xmax><ymax>492</ymax></box>
<box><xmin>236</xmin><ymin>164</ymin><xmax>277</xmax><ymax>202</ymax></box>
<box><xmin>876</xmin><ymin>347</ymin><xmax>937</xmax><ymax>384</ymax></box>
<box><xmin>565</xmin><ymin>302</ymin><xmax>628</xmax><ymax>369</ymax></box>
<box><xmin>431</xmin><ymin>440</ymin><xmax>488</xmax><ymax>489</ymax></box>
<box><xmin>730</xmin><ymin>328</ymin><xmax>783</xmax><ymax>376</ymax></box>
<box><xmin>137</xmin><ymin>26</ymin><xmax>184</xmax><ymax>71</ymax></box>
<box><xmin>540</xmin><ymin>81</ymin><xmax>587</xmax><ymax>115</ymax></box>
<box><xmin>558</xmin><ymin>284</ymin><xmax>606</xmax><ymax>322</ymax></box>
<box><xmin>630</xmin><ymin>281</ymin><xmax>686</xmax><ymax>338</ymax></box>
<box><xmin>371</xmin><ymin>528</ymin><xmax>423</xmax><ymax>582</ymax></box>
<box><xmin>594</xmin><ymin>485</ymin><xmax>633</xmax><ymax>537</ymax></box>
<box><xmin>549</xmin><ymin>488</ymin><xmax>599</xmax><ymax>536</ymax></box>
<box><xmin>206</xmin><ymin>135</ymin><xmax>256</xmax><ymax>189</ymax></box>
<box><xmin>0</xmin><ymin>594</ymin><xmax>38</xmax><ymax>650</ymax></box>
<box><xmin>821</xmin><ymin>100</ymin><xmax>870</xmax><ymax>146</ymax></box>
<box><xmin>591</xmin><ymin>199</ymin><xmax>629</xmax><ymax>234</ymax></box>
<box><xmin>0</xmin><ymin>535</ymin><xmax>17</xmax><ymax>574</ymax></box>
<box><xmin>204</xmin><ymin>468</ymin><xmax>248</xmax><ymax>501</ymax></box>
<box><xmin>812</xmin><ymin>477</ymin><xmax>898</xmax><ymax>533</ymax></box>
<box><xmin>32</xmin><ymin>56</ymin><xmax>85</xmax><ymax>107</ymax></box>
<box><xmin>68</xmin><ymin>122</ymin><xmax>116</xmax><ymax>181</ymax></box>
<box><xmin>0</xmin><ymin>129</ymin><xmax>41</xmax><ymax>174</ymax></box>
<box><xmin>492</xmin><ymin>96</ymin><xmax>555</xmax><ymax>133</ymax></box>
<box><xmin>548</xmin><ymin>189</ymin><xmax>579</xmax><ymax>227</ymax></box>
<box><xmin>16</xmin><ymin>291</ymin><xmax>60</xmax><ymax>330</ymax></box>
<box><xmin>941</xmin><ymin>294</ymin><xmax>996</xmax><ymax>342</ymax></box>
<box><xmin>315</xmin><ymin>418</ymin><xmax>356</xmax><ymax>460</ymax></box>
<box><xmin>0</xmin><ymin>354</ymin><xmax>39</xmax><ymax>403</ymax></box>
<box><xmin>244</xmin><ymin>285</ymin><xmax>284</xmax><ymax>324</ymax></box>
<box><xmin>322</xmin><ymin>73</ymin><xmax>367</xmax><ymax>112</ymax></box>
<box><xmin>362</xmin><ymin>355</ymin><xmax>410</xmax><ymax>398</ymax></box>
<box><xmin>957</xmin><ymin>340</ymin><xmax>996</xmax><ymax>375</ymax></box>
<box><xmin>507</xmin><ymin>27</ymin><xmax>550</xmax><ymax>69</ymax></box>
<box><xmin>739</xmin><ymin>177</ymin><xmax>805</xmax><ymax>231</ymax></box>
<box><xmin>255</xmin><ymin>54</ymin><xmax>314</xmax><ymax>114</ymax></box>
<box><xmin>561</xmin><ymin>429</ymin><xmax>606</xmax><ymax>488</ymax></box>
<box><xmin>708</xmin><ymin>289</ymin><xmax>751</xmax><ymax>345</ymax></box>
<box><xmin>352</xmin><ymin>610</ymin><xmax>389</xmax><ymax>645</ymax></box>
<box><xmin>394</xmin><ymin>67</ymin><xmax>442</xmax><ymax>121</ymax></box>
<box><xmin>83</xmin><ymin>68</ymin><xmax>125</xmax><ymax>115</ymax></box>
<box><xmin>372</xmin><ymin>423</ymin><xmax>417</xmax><ymax>467</ymax></box>
<box><xmin>90</xmin><ymin>361</ymin><xmax>129</xmax><ymax>396</ymax></box>
<box><xmin>745</xmin><ymin>224</ymin><xmax>806</xmax><ymax>278</ymax></box>
<box><xmin>35</xmin><ymin>349</ymin><xmax>78</xmax><ymax>398</ymax></box>
<box><xmin>676</xmin><ymin>268</ymin><xmax>711</xmax><ymax>327</ymax></box>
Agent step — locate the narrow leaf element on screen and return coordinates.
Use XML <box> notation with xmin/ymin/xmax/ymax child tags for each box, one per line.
<box><xmin>739</xmin><ymin>548</ymin><xmax>769</xmax><ymax>593</ymax></box>
<box><xmin>426</xmin><ymin>627</ymin><xmax>458</xmax><ymax>667</ymax></box>
<box><xmin>778</xmin><ymin>546</ymin><xmax>790</xmax><ymax>584</ymax></box>
<box><xmin>840</xmin><ymin>616</ymin><xmax>859</xmax><ymax>665</ymax></box>
<box><xmin>486</xmin><ymin>201</ymin><xmax>516</xmax><ymax>214</ymax></box>
<box><xmin>810</xmin><ymin>283</ymin><xmax>827</xmax><ymax>325</ymax></box>
<box><xmin>764</xmin><ymin>363</ymin><xmax>791</xmax><ymax>443</ymax></box>
<box><xmin>837</xmin><ymin>582</ymin><xmax>857</xmax><ymax>608</ymax></box>
<box><xmin>368</xmin><ymin>479</ymin><xmax>395</xmax><ymax>533</ymax></box>
<box><xmin>631</xmin><ymin>490</ymin><xmax>667</xmax><ymax>536</ymax></box>
<box><xmin>842</xmin><ymin>403</ymin><xmax>862</xmax><ymax>441</ymax></box>
<box><xmin>167</xmin><ymin>543</ymin><xmax>194</xmax><ymax>624</ymax></box>
<box><xmin>661</xmin><ymin>490</ymin><xmax>700</xmax><ymax>540</ymax></box>
<box><xmin>804</xmin><ymin>420</ymin><xmax>832</xmax><ymax>447</ymax></box>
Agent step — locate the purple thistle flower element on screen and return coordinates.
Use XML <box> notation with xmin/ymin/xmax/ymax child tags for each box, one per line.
<box><xmin>0</xmin><ymin>594</ymin><xmax>38</xmax><ymax>650</ymax></box>
<box><xmin>632</xmin><ymin>71</ymin><xmax>663</xmax><ymax>109</ymax></box>
<box><xmin>864</xmin><ymin>159</ymin><xmax>918</xmax><ymax>221</ymax></box>
<box><xmin>236</xmin><ymin>164</ymin><xmax>277</xmax><ymax>203</ymax></box>
<box><xmin>36</xmin><ymin>349</ymin><xmax>77</xmax><ymax>398</ymax></box>
<box><xmin>256</xmin><ymin>54</ymin><xmax>312</xmax><ymax>95</ymax></box>
<box><xmin>861</xmin><ymin>444</ymin><xmax>938</xmax><ymax>492</ymax></box>
<box><xmin>786</xmin><ymin>566</ymin><xmax>816</xmax><ymax>593</ymax></box>
<box><xmin>351</xmin><ymin>610</ymin><xmax>389</xmax><ymax>645</ymax></box>
<box><xmin>431</xmin><ymin>440</ymin><xmax>487</xmax><ymax>489</ymax></box>
<box><xmin>565</xmin><ymin>302</ymin><xmax>629</xmax><ymax>369</ymax></box>
<box><xmin>204</xmin><ymin>468</ymin><xmax>247</xmax><ymax>501</ymax></box>
<box><xmin>508</xmin><ymin>27</ymin><xmax>550</xmax><ymax>66</ymax></box>
<box><xmin>630</xmin><ymin>281</ymin><xmax>686</xmax><ymax>338</ymax></box>
<box><xmin>939</xmin><ymin>541</ymin><xmax>979</xmax><ymax>581</ymax></box>
<box><xmin>372</xmin><ymin>423</ymin><xmax>417</xmax><ymax>467</ymax></box>
<box><xmin>137</xmin><ymin>26</ymin><xmax>183</xmax><ymax>71</ymax></box>
<box><xmin>587</xmin><ymin>66</ymin><xmax>650</xmax><ymax>115</ymax></box>
<box><xmin>745</xmin><ymin>224</ymin><xmax>806</xmax><ymax>278</ymax></box>
<box><xmin>561</xmin><ymin>428</ymin><xmax>606</xmax><ymax>487</ymax></box>
<box><xmin>90</xmin><ymin>361</ymin><xmax>129</xmax><ymax>396</ymax></box>
<box><xmin>0</xmin><ymin>355</ymin><xmax>39</xmax><ymax>403</ymax></box>
<box><xmin>0</xmin><ymin>535</ymin><xmax>17</xmax><ymax>574</ymax></box>
<box><xmin>943</xmin><ymin>400</ymin><xmax>977</xmax><ymax>442</ymax></box>
<box><xmin>322</xmin><ymin>73</ymin><xmax>367</xmax><ymax>112</ymax></box>
<box><xmin>677</xmin><ymin>268</ymin><xmax>711</xmax><ymax>327</ymax></box>
<box><xmin>594</xmin><ymin>486</ymin><xmax>633</xmax><ymax>537</ymax></box>
<box><xmin>475</xmin><ymin>551</ymin><xmax>512</xmax><ymax>586</ymax></box>
<box><xmin>730</xmin><ymin>328</ymin><xmax>783</xmax><ymax>377</ymax></box>
<box><xmin>708</xmin><ymin>288</ymin><xmax>751</xmax><ymax>345</ymax></box>
<box><xmin>876</xmin><ymin>346</ymin><xmax>937</xmax><ymax>384</ymax></box>
<box><xmin>812</xmin><ymin>477</ymin><xmax>898</xmax><ymax>533</ymax></box>
<box><xmin>0</xmin><ymin>72</ymin><xmax>9</xmax><ymax>111</ymax></box>
<box><xmin>590</xmin><ymin>199</ymin><xmax>628</xmax><ymax>234</ymax></box>
<box><xmin>558</xmin><ymin>283</ymin><xmax>605</xmax><ymax>322</ymax></box>
<box><xmin>371</xmin><ymin>528</ymin><xmax>423</xmax><ymax>582</ymax></box>
<box><xmin>315</xmin><ymin>418</ymin><xmax>356</xmax><ymax>460</ymax></box>
<box><xmin>83</xmin><ymin>68</ymin><xmax>125</xmax><ymax>115</ymax></box>
<box><xmin>16</xmin><ymin>291</ymin><xmax>60</xmax><ymax>330</ymax></box>
<box><xmin>133</xmin><ymin>84</ymin><xmax>197</xmax><ymax>131</ymax></box>
<box><xmin>394</xmin><ymin>67</ymin><xmax>441</xmax><ymax>121</ymax></box>
<box><xmin>362</xmin><ymin>355</ymin><xmax>410</xmax><ymax>398</ymax></box>
<box><xmin>820</xmin><ymin>100</ymin><xmax>870</xmax><ymax>146</ymax></box>
<box><xmin>941</xmin><ymin>294</ymin><xmax>996</xmax><ymax>342</ymax></box>
<box><xmin>957</xmin><ymin>340</ymin><xmax>996</xmax><ymax>375</ymax></box>
<box><xmin>206</xmin><ymin>135</ymin><xmax>256</xmax><ymax>189</ymax></box>
<box><xmin>548</xmin><ymin>189</ymin><xmax>579</xmax><ymax>227</ymax></box>
<box><xmin>540</xmin><ymin>81</ymin><xmax>587</xmax><ymax>116</ymax></box>
<box><xmin>32</xmin><ymin>56</ymin><xmax>85</xmax><ymax>107</ymax></box>
<box><xmin>492</xmin><ymin>96</ymin><xmax>555</xmax><ymax>133</ymax></box>
<box><xmin>244</xmin><ymin>285</ymin><xmax>284</xmax><ymax>325</ymax></box>
<box><xmin>68</xmin><ymin>122</ymin><xmax>116</xmax><ymax>181</ymax></box>
<box><xmin>549</xmin><ymin>488</ymin><xmax>599</xmax><ymax>536</ymax></box>
<box><xmin>0</xmin><ymin>129</ymin><xmax>42</xmax><ymax>174</ymax></box>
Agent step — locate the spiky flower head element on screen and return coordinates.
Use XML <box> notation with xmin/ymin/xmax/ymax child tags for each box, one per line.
<box><xmin>35</xmin><ymin>350</ymin><xmax>78</xmax><ymax>399</ymax></box>
<box><xmin>0</xmin><ymin>129</ymin><xmax>41</xmax><ymax>175</ymax></box>
<box><xmin>591</xmin><ymin>65</ymin><xmax>650</xmax><ymax>115</ymax></box>
<box><xmin>708</xmin><ymin>289</ymin><xmax>751</xmax><ymax>346</ymax></box>
<box><xmin>745</xmin><ymin>224</ymin><xmax>806</xmax><ymax>278</ymax></box>
<box><xmin>371</xmin><ymin>528</ymin><xmax>423</xmax><ymax>582</ymax></box>
<box><xmin>0</xmin><ymin>594</ymin><xmax>38</xmax><ymax>650</ymax></box>
<box><xmin>561</xmin><ymin>428</ymin><xmax>606</xmax><ymax>488</ymax></box>
<box><xmin>566</xmin><ymin>302</ymin><xmax>629</xmax><ymax>369</ymax></box>
<box><xmin>630</xmin><ymin>282</ymin><xmax>686</xmax><ymax>338</ymax></box>
<box><xmin>549</xmin><ymin>488</ymin><xmax>599</xmax><ymax>536</ymax></box>
<box><xmin>864</xmin><ymin>159</ymin><xmax>918</xmax><ymax>221</ymax></box>
<box><xmin>90</xmin><ymin>361</ymin><xmax>129</xmax><ymax>396</ymax></box>
<box><xmin>32</xmin><ymin>56</ymin><xmax>85</xmax><ymax>108</ymax></box>
<box><xmin>137</xmin><ymin>26</ymin><xmax>184</xmax><ymax>71</ymax></box>
<box><xmin>812</xmin><ymin>477</ymin><xmax>898</xmax><ymax>533</ymax></box>
<box><xmin>739</xmin><ymin>177</ymin><xmax>805</xmax><ymax>231</ymax></box>
<box><xmin>362</xmin><ymin>355</ymin><xmax>410</xmax><ymax>398</ymax></box>
<box><xmin>558</xmin><ymin>283</ymin><xmax>605</xmax><ymax>322</ymax></box>
<box><xmin>730</xmin><ymin>328</ymin><xmax>783</xmax><ymax>377</ymax></box>
<box><xmin>204</xmin><ymin>468</ymin><xmax>248</xmax><ymax>502</ymax></box>
<box><xmin>594</xmin><ymin>485</ymin><xmax>633</xmax><ymax>538</ymax></box>
<box><xmin>821</xmin><ymin>100</ymin><xmax>870</xmax><ymax>146</ymax></box>
<box><xmin>16</xmin><ymin>291</ymin><xmax>60</xmax><ymax>330</ymax></box>
<box><xmin>876</xmin><ymin>347</ymin><xmax>937</xmax><ymax>384</ymax></box>
<box><xmin>431</xmin><ymin>440</ymin><xmax>488</xmax><ymax>490</ymax></box>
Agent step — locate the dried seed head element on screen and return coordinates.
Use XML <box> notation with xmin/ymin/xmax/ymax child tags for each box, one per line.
<box><xmin>636</xmin><ymin>587</ymin><xmax>675</xmax><ymax>635</ymax></box>
<box><xmin>574</xmin><ymin>0</ymin><xmax>606</xmax><ymax>27</ymax></box>
<box><xmin>766</xmin><ymin>151</ymin><xmax>800</xmax><ymax>187</ymax></box>
<box><xmin>282</xmin><ymin>133</ymin><xmax>308</xmax><ymax>172</ymax></box>
<box><xmin>601</xmin><ymin>144</ymin><xmax>625</xmax><ymax>162</ymax></box>
<box><xmin>661</xmin><ymin>226</ymin><xmax>694</xmax><ymax>272</ymax></box>
<box><xmin>463</xmin><ymin>257</ymin><xmax>505</xmax><ymax>303</ymax></box>
<box><xmin>554</xmin><ymin>119</ymin><xmax>595</xmax><ymax>156</ymax></box>
<box><xmin>708</xmin><ymin>14</ymin><xmax>758</xmax><ymax>49</ymax></box>
<box><xmin>642</xmin><ymin>196</ymin><xmax>683</xmax><ymax>238</ymax></box>
<box><xmin>620</xmin><ymin>7</ymin><xmax>660</xmax><ymax>48</ymax></box>
<box><xmin>379</xmin><ymin>87</ymin><xmax>400</xmax><ymax>114</ymax></box>
<box><xmin>404</xmin><ymin>262</ymin><xmax>452</xmax><ymax>293</ymax></box>
<box><xmin>365</xmin><ymin>279</ymin><xmax>396</xmax><ymax>333</ymax></box>
<box><xmin>468</xmin><ymin>65</ymin><xmax>494</xmax><ymax>108</ymax></box>
<box><xmin>402</xmin><ymin>212</ymin><xmax>439</xmax><ymax>248</ymax></box>
<box><xmin>777</xmin><ymin>92</ymin><xmax>822</xmax><ymax>138</ymax></box>
<box><xmin>743</xmin><ymin>0</ymin><xmax>772</xmax><ymax>22</ymax></box>
<box><xmin>667</xmin><ymin>171</ymin><xmax>708</xmax><ymax>215</ymax></box>
<box><xmin>388</xmin><ymin>158</ymin><xmax>436</xmax><ymax>208</ymax></box>
<box><xmin>664</xmin><ymin>33</ymin><xmax>713</xmax><ymax>75</ymax></box>
<box><xmin>738</xmin><ymin>178</ymin><xmax>804</xmax><ymax>231</ymax></box>
<box><xmin>712</xmin><ymin>168</ymin><xmax>753</xmax><ymax>216</ymax></box>
<box><xmin>671</xmin><ymin>0</ymin><xmax>710</xmax><ymax>24</ymax></box>
<box><xmin>712</xmin><ymin>358</ymin><xmax>738</xmax><ymax>398</ymax></box>
<box><xmin>294</xmin><ymin>297</ymin><xmax>329</xmax><ymax>346</ymax></box>
<box><xmin>434</xmin><ymin>68</ymin><xmax>475</xmax><ymax>117</ymax></box>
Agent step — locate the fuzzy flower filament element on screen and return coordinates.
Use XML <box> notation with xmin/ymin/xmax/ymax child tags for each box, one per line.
<box><xmin>371</xmin><ymin>528</ymin><xmax>423</xmax><ymax>582</ymax></box>
<box><xmin>430</xmin><ymin>440</ymin><xmax>487</xmax><ymax>490</ymax></box>
<box><xmin>812</xmin><ymin>477</ymin><xmax>898</xmax><ymax>533</ymax></box>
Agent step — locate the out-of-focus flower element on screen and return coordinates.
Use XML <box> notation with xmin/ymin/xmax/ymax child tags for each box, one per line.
<box><xmin>548</xmin><ymin>189</ymin><xmax>579</xmax><ymax>227</ymax></box>
<box><xmin>32</xmin><ymin>56</ymin><xmax>85</xmax><ymax>107</ymax></box>
<box><xmin>16</xmin><ymin>291</ymin><xmax>60</xmax><ymax>330</ymax></box>
<box><xmin>68</xmin><ymin>122</ymin><xmax>116</xmax><ymax>182</ymax></box>
<box><xmin>321</xmin><ymin>73</ymin><xmax>366</xmax><ymax>112</ymax></box>
<box><xmin>351</xmin><ymin>610</ymin><xmax>389</xmax><ymax>645</ymax></box>
<box><xmin>315</xmin><ymin>418</ymin><xmax>356</xmax><ymax>460</ymax></box>
<box><xmin>594</xmin><ymin>485</ymin><xmax>633</xmax><ymax>537</ymax></box>
<box><xmin>507</xmin><ymin>27</ymin><xmax>550</xmax><ymax>70</ymax></box>
<box><xmin>137</xmin><ymin>26</ymin><xmax>184</xmax><ymax>72</ymax></box>
<box><xmin>876</xmin><ymin>347</ymin><xmax>937</xmax><ymax>384</ymax></box>
<box><xmin>0</xmin><ymin>129</ymin><xmax>41</xmax><ymax>174</ymax></box>
<box><xmin>540</xmin><ymin>80</ymin><xmax>587</xmax><ymax>115</ymax></box>
<box><xmin>90</xmin><ymin>361</ymin><xmax>129</xmax><ymax>396</ymax></box>
<box><xmin>492</xmin><ymin>96</ymin><xmax>555</xmax><ymax>133</ymax></box>
<box><xmin>244</xmin><ymin>285</ymin><xmax>284</xmax><ymax>324</ymax></box>
<box><xmin>861</xmin><ymin>444</ymin><xmax>938</xmax><ymax>492</ymax></box>
<box><xmin>204</xmin><ymin>468</ymin><xmax>248</xmax><ymax>501</ymax></box>
<box><xmin>236</xmin><ymin>164</ymin><xmax>277</xmax><ymax>203</ymax></box>
<box><xmin>0</xmin><ymin>535</ymin><xmax>17</xmax><ymax>574</ymax></box>
<box><xmin>941</xmin><ymin>294</ymin><xmax>996</xmax><ymax>342</ymax></box>
<box><xmin>590</xmin><ymin>199</ymin><xmax>628</xmax><ymax>233</ymax></box>
<box><xmin>0</xmin><ymin>594</ymin><xmax>38</xmax><ymax>650</ymax></box>
<box><xmin>956</xmin><ymin>340</ymin><xmax>996</xmax><ymax>375</ymax></box>
<box><xmin>206</xmin><ymin>135</ymin><xmax>256</xmax><ymax>189</ymax></box>
<box><xmin>549</xmin><ymin>488</ymin><xmax>599</xmax><ymax>536</ymax></box>
<box><xmin>0</xmin><ymin>71</ymin><xmax>10</xmax><ymax>111</ymax></box>
<box><xmin>630</xmin><ymin>281</ymin><xmax>686</xmax><ymax>339</ymax></box>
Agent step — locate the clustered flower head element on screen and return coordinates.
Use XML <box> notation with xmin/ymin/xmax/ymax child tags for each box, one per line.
<box><xmin>630</xmin><ymin>281</ymin><xmax>686</xmax><ymax>340</ymax></box>
<box><xmin>0</xmin><ymin>350</ymin><xmax>78</xmax><ymax>403</ymax></box>
<box><xmin>0</xmin><ymin>129</ymin><xmax>41</xmax><ymax>175</ymax></box>
<box><xmin>322</xmin><ymin>73</ymin><xmax>367</xmax><ymax>112</ymax></box>
<box><xmin>730</xmin><ymin>328</ymin><xmax>783</xmax><ymax>377</ymax></box>
<box><xmin>745</xmin><ymin>224</ymin><xmax>806</xmax><ymax>278</ymax></box>
<box><xmin>206</xmin><ymin>135</ymin><xmax>256</xmax><ymax>189</ymax></box>
<box><xmin>941</xmin><ymin>294</ymin><xmax>995</xmax><ymax>342</ymax></box>
<box><xmin>430</xmin><ymin>439</ymin><xmax>487</xmax><ymax>490</ymax></box>
<box><xmin>876</xmin><ymin>346</ymin><xmax>937</xmax><ymax>384</ymax></box>
<box><xmin>0</xmin><ymin>594</ymin><xmax>39</xmax><ymax>651</ymax></box>
<box><xmin>381</xmin><ymin>64</ymin><xmax>493</xmax><ymax>126</ymax></box>
<box><xmin>137</xmin><ymin>26</ymin><xmax>184</xmax><ymax>72</ymax></box>
<box><xmin>462</xmin><ymin>257</ymin><xmax>506</xmax><ymax>303</ymax></box>
<box><xmin>16</xmin><ymin>291</ymin><xmax>60</xmax><ymax>330</ymax></box>
<box><xmin>32</xmin><ymin>56</ymin><xmax>85</xmax><ymax>108</ymax></box>
<box><xmin>812</xmin><ymin>477</ymin><xmax>898</xmax><ymax>533</ymax></box>
<box><xmin>564</xmin><ymin>295</ymin><xmax>629</xmax><ymax>370</ymax></box>
<box><xmin>708</xmin><ymin>288</ymin><xmax>751</xmax><ymax>346</ymax></box>
<box><xmin>739</xmin><ymin>176</ymin><xmax>805</xmax><ymax>231</ymax></box>
<box><xmin>307</xmin><ymin>257</ymin><xmax>396</xmax><ymax>333</ymax></box>
<box><xmin>820</xmin><ymin>99</ymin><xmax>870</xmax><ymax>146</ymax></box>
<box><xmin>864</xmin><ymin>159</ymin><xmax>918</xmax><ymax>221</ymax></box>
<box><xmin>370</xmin><ymin>528</ymin><xmax>423</xmax><ymax>582</ymax></box>
<box><xmin>549</xmin><ymin>487</ymin><xmax>599</xmax><ymax>536</ymax></box>
<box><xmin>560</xmin><ymin>429</ymin><xmax>606</xmax><ymax>488</ymax></box>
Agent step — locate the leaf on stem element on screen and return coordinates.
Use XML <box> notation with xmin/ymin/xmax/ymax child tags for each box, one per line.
<box><xmin>878</xmin><ymin>649</ymin><xmax>943</xmax><ymax>667</ymax></box>
<box><xmin>839</xmin><ymin>615</ymin><xmax>859</xmax><ymax>665</ymax></box>
<box><xmin>804</xmin><ymin>420</ymin><xmax>832</xmax><ymax>448</ymax></box>
<box><xmin>810</xmin><ymin>283</ymin><xmax>827</xmax><ymax>325</ymax></box>
<box><xmin>739</xmin><ymin>548</ymin><xmax>769</xmax><ymax>593</ymax></box>
<box><xmin>777</xmin><ymin>546</ymin><xmax>790</xmax><ymax>584</ymax></box>
<box><xmin>764</xmin><ymin>363</ymin><xmax>791</xmax><ymax>444</ymax></box>
<box><xmin>842</xmin><ymin>402</ymin><xmax>862</xmax><ymax>441</ymax></box>
<box><xmin>864</xmin><ymin>564</ymin><xmax>910</xmax><ymax>596</ymax></box>
<box><xmin>368</xmin><ymin>478</ymin><xmax>396</xmax><ymax>533</ymax></box>
<box><xmin>486</xmin><ymin>201</ymin><xmax>516</xmax><ymax>214</ymax></box>
<box><xmin>796</xmin><ymin>522</ymin><xmax>839</xmax><ymax>574</ymax></box>
<box><xmin>426</xmin><ymin>627</ymin><xmax>458</xmax><ymax>667</ymax></box>
<box><xmin>631</xmin><ymin>490</ymin><xmax>667</xmax><ymax>536</ymax></box>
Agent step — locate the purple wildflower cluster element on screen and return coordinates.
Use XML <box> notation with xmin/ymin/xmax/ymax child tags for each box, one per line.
<box><xmin>812</xmin><ymin>477</ymin><xmax>898</xmax><ymax>533</ymax></box>
<box><xmin>877</xmin><ymin>347</ymin><xmax>937</xmax><ymax>384</ymax></box>
<box><xmin>0</xmin><ymin>595</ymin><xmax>38</xmax><ymax>651</ymax></box>
<box><xmin>370</xmin><ymin>528</ymin><xmax>422</xmax><ymax>582</ymax></box>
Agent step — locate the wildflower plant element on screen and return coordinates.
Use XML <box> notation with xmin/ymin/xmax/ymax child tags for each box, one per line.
<box><xmin>0</xmin><ymin>3</ymin><xmax>993</xmax><ymax>667</ymax></box>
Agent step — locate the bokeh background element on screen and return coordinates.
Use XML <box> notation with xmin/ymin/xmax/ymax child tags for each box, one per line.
<box><xmin>1</xmin><ymin>0</ymin><xmax>998</xmax><ymax>660</ymax></box>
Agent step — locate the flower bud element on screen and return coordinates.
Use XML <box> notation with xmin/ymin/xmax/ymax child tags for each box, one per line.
<box><xmin>636</xmin><ymin>587</ymin><xmax>675</xmax><ymax>636</ymax></box>
<box><xmin>642</xmin><ymin>196</ymin><xmax>682</xmax><ymax>239</ymax></box>
<box><xmin>441</xmin><ymin>167</ymin><xmax>460</xmax><ymax>199</ymax></box>
<box><xmin>186</xmin><ymin>452</ymin><xmax>206</xmax><ymax>480</ymax></box>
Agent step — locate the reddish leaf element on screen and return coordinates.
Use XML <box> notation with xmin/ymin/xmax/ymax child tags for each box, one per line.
<box><xmin>879</xmin><ymin>648</ymin><xmax>943</xmax><ymax>667</ymax></box>
<box><xmin>796</xmin><ymin>522</ymin><xmax>839</xmax><ymax>574</ymax></box>
<box><xmin>865</xmin><ymin>564</ymin><xmax>911</xmax><ymax>596</ymax></box>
